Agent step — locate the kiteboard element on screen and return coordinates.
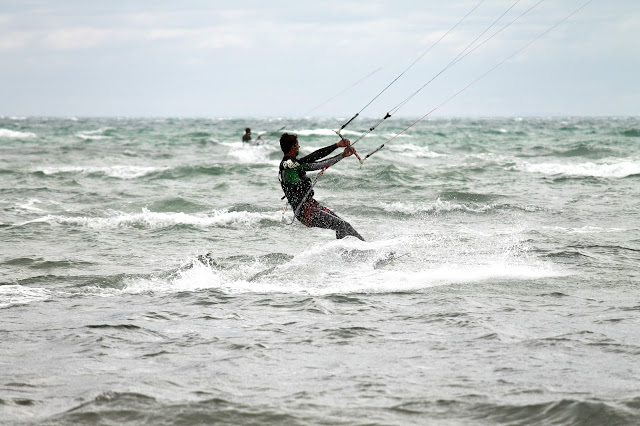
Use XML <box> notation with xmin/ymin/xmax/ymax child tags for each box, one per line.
<box><xmin>340</xmin><ymin>249</ymin><xmax>409</xmax><ymax>269</ymax></box>
<box><xmin>372</xmin><ymin>250</ymin><xmax>412</xmax><ymax>269</ymax></box>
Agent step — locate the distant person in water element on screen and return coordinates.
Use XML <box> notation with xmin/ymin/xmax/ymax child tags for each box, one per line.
<box><xmin>242</xmin><ymin>127</ymin><xmax>263</xmax><ymax>144</ymax></box>
<box><xmin>279</xmin><ymin>133</ymin><xmax>364</xmax><ymax>241</ymax></box>
<box><xmin>242</xmin><ymin>128</ymin><xmax>252</xmax><ymax>142</ymax></box>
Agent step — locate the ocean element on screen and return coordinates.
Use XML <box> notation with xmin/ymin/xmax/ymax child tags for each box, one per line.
<box><xmin>1</xmin><ymin>116</ymin><xmax>639</xmax><ymax>425</ymax></box>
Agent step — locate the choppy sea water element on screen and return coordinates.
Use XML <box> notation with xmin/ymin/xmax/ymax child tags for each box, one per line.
<box><xmin>1</xmin><ymin>116</ymin><xmax>639</xmax><ymax>425</ymax></box>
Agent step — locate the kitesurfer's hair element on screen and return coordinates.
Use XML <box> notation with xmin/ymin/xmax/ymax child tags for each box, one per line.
<box><xmin>280</xmin><ymin>133</ymin><xmax>297</xmax><ymax>153</ymax></box>
<box><xmin>245</xmin><ymin>128</ymin><xmax>250</xmax><ymax>133</ymax></box>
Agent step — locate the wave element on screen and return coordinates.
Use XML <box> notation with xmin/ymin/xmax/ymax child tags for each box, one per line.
<box><xmin>38</xmin><ymin>391</ymin><xmax>640</xmax><ymax>425</ymax></box>
<box><xmin>1</xmin><ymin>228</ymin><xmax>557</xmax><ymax>300</ymax></box>
<box><xmin>24</xmin><ymin>208</ymin><xmax>281</xmax><ymax>230</ymax></box>
<box><xmin>621</xmin><ymin>129</ymin><xmax>640</xmax><ymax>137</ymax></box>
<box><xmin>44</xmin><ymin>391</ymin><xmax>299</xmax><ymax>425</ymax></box>
<box><xmin>115</xmin><ymin>233</ymin><xmax>563</xmax><ymax>297</ymax></box>
<box><xmin>184</xmin><ymin>131</ymin><xmax>212</xmax><ymax>138</ymax></box>
<box><xmin>379</xmin><ymin>132</ymin><xmax>412</xmax><ymax>139</ymax></box>
<box><xmin>149</xmin><ymin>165</ymin><xmax>225</xmax><ymax>179</ymax></box>
<box><xmin>386</xmin><ymin>143</ymin><xmax>444</xmax><ymax>158</ymax></box>
<box><xmin>553</xmin><ymin>144</ymin><xmax>619</xmax><ymax>159</ymax></box>
<box><xmin>2</xmin><ymin>256</ymin><xmax>93</xmax><ymax>270</ymax></box>
<box><xmin>542</xmin><ymin>225</ymin><xmax>627</xmax><ymax>234</ymax></box>
<box><xmin>516</xmin><ymin>160</ymin><xmax>640</xmax><ymax>178</ymax></box>
<box><xmin>559</xmin><ymin>125</ymin><xmax>580</xmax><ymax>131</ymax></box>
<box><xmin>437</xmin><ymin>191</ymin><xmax>499</xmax><ymax>203</ymax></box>
<box><xmin>379</xmin><ymin>199</ymin><xmax>495</xmax><ymax>215</ymax></box>
<box><xmin>226</xmin><ymin>143</ymin><xmax>280</xmax><ymax>164</ymax></box>
<box><xmin>75</xmin><ymin>127</ymin><xmax>115</xmax><ymax>141</ymax></box>
<box><xmin>0</xmin><ymin>128</ymin><xmax>37</xmax><ymax>139</ymax></box>
<box><xmin>14</xmin><ymin>198</ymin><xmax>48</xmax><ymax>212</ymax></box>
<box><xmin>483</xmin><ymin>128</ymin><xmax>509</xmax><ymax>135</ymax></box>
<box><xmin>537</xmin><ymin>249</ymin><xmax>594</xmax><ymax>260</ymax></box>
<box><xmin>0</xmin><ymin>285</ymin><xmax>51</xmax><ymax>308</ymax></box>
<box><xmin>146</xmin><ymin>197</ymin><xmax>210</xmax><ymax>213</ymax></box>
<box><xmin>2</xmin><ymin>229</ymin><xmax>564</xmax><ymax>304</ymax></box>
<box><xmin>76</xmin><ymin>134</ymin><xmax>112</xmax><ymax>141</ymax></box>
<box><xmin>121</xmin><ymin>258</ymin><xmax>557</xmax><ymax>297</ymax></box>
<box><xmin>374</xmin><ymin>198</ymin><xmax>538</xmax><ymax>216</ymax></box>
<box><xmin>392</xmin><ymin>397</ymin><xmax>639</xmax><ymax>425</ymax></box>
<box><xmin>148</xmin><ymin>163</ymin><xmax>273</xmax><ymax>180</ymax></box>
<box><xmin>37</xmin><ymin>165</ymin><xmax>165</xmax><ymax>179</ymax></box>
<box><xmin>568</xmin><ymin>243</ymin><xmax>640</xmax><ymax>254</ymax></box>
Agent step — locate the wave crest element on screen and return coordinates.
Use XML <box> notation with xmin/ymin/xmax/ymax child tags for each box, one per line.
<box><xmin>26</xmin><ymin>208</ymin><xmax>281</xmax><ymax>230</ymax></box>
<box><xmin>517</xmin><ymin>160</ymin><xmax>640</xmax><ymax>178</ymax></box>
<box><xmin>0</xmin><ymin>128</ymin><xmax>37</xmax><ymax>139</ymax></box>
<box><xmin>38</xmin><ymin>165</ymin><xmax>164</xmax><ymax>179</ymax></box>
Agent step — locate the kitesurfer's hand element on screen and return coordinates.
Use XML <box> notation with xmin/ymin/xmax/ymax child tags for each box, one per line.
<box><xmin>342</xmin><ymin>146</ymin><xmax>356</xmax><ymax>158</ymax></box>
<box><xmin>337</xmin><ymin>138</ymin><xmax>351</xmax><ymax>148</ymax></box>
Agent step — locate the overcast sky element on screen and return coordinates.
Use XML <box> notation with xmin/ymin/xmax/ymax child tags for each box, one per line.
<box><xmin>1</xmin><ymin>0</ymin><xmax>638</xmax><ymax>118</ymax></box>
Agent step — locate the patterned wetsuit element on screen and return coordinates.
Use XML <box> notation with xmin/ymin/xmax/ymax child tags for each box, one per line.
<box><xmin>279</xmin><ymin>143</ymin><xmax>364</xmax><ymax>241</ymax></box>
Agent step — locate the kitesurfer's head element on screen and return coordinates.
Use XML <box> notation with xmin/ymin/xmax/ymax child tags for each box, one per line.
<box><xmin>245</xmin><ymin>128</ymin><xmax>251</xmax><ymax>134</ymax></box>
<box><xmin>280</xmin><ymin>133</ymin><xmax>299</xmax><ymax>156</ymax></box>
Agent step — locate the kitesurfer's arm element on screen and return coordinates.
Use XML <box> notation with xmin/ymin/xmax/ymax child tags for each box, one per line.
<box><xmin>305</xmin><ymin>154</ymin><xmax>342</xmax><ymax>171</ymax></box>
<box><xmin>303</xmin><ymin>146</ymin><xmax>357</xmax><ymax>171</ymax></box>
<box><xmin>298</xmin><ymin>138</ymin><xmax>351</xmax><ymax>164</ymax></box>
<box><xmin>299</xmin><ymin>143</ymin><xmax>338</xmax><ymax>164</ymax></box>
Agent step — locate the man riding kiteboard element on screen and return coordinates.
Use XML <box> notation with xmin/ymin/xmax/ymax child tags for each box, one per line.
<box><xmin>278</xmin><ymin>133</ymin><xmax>364</xmax><ymax>241</ymax></box>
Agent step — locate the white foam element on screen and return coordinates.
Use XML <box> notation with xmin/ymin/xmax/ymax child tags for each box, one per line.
<box><xmin>386</xmin><ymin>143</ymin><xmax>444</xmax><ymax>158</ymax></box>
<box><xmin>39</xmin><ymin>165</ymin><xmax>164</xmax><ymax>179</ymax></box>
<box><xmin>320</xmin><ymin>259</ymin><xmax>552</xmax><ymax>295</ymax></box>
<box><xmin>219</xmin><ymin>141</ymin><xmax>242</xmax><ymax>148</ymax></box>
<box><xmin>77</xmin><ymin>134</ymin><xmax>112</xmax><ymax>141</ymax></box>
<box><xmin>517</xmin><ymin>160</ymin><xmax>640</xmax><ymax>178</ymax></box>
<box><xmin>76</xmin><ymin>127</ymin><xmax>113</xmax><ymax>141</ymax></box>
<box><xmin>27</xmin><ymin>208</ymin><xmax>281</xmax><ymax>230</ymax></box>
<box><xmin>379</xmin><ymin>199</ymin><xmax>493</xmax><ymax>215</ymax></box>
<box><xmin>0</xmin><ymin>128</ymin><xmax>36</xmax><ymax>139</ymax></box>
<box><xmin>16</xmin><ymin>198</ymin><xmax>47</xmax><ymax>212</ymax></box>
<box><xmin>0</xmin><ymin>285</ymin><xmax>51</xmax><ymax>307</ymax></box>
<box><xmin>225</xmin><ymin>235</ymin><xmax>562</xmax><ymax>295</ymax></box>
<box><xmin>119</xmin><ymin>260</ymin><xmax>561</xmax><ymax>297</ymax></box>
<box><xmin>381</xmin><ymin>133</ymin><xmax>412</xmax><ymax>139</ymax></box>
<box><xmin>123</xmin><ymin>261</ymin><xmax>225</xmax><ymax>294</ymax></box>
<box><xmin>87</xmin><ymin>228</ymin><xmax>568</xmax><ymax>297</ymax></box>
<box><xmin>469</xmin><ymin>152</ymin><xmax>513</xmax><ymax>162</ymax></box>
<box><xmin>544</xmin><ymin>225</ymin><xmax>627</xmax><ymax>234</ymax></box>
<box><xmin>226</xmin><ymin>142</ymin><xmax>277</xmax><ymax>164</ymax></box>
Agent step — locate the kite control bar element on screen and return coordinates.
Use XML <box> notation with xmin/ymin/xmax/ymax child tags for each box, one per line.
<box><xmin>335</xmin><ymin>129</ymin><xmax>363</xmax><ymax>164</ymax></box>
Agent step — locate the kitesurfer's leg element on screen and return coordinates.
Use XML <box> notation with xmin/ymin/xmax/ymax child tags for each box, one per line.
<box><xmin>295</xmin><ymin>198</ymin><xmax>364</xmax><ymax>241</ymax></box>
<box><xmin>312</xmin><ymin>206</ymin><xmax>365</xmax><ymax>241</ymax></box>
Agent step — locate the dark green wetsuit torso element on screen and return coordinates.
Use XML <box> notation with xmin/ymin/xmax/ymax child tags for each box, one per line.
<box><xmin>278</xmin><ymin>142</ymin><xmax>364</xmax><ymax>241</ymax></box>
<box><xmin>279</xmin><ymin>143</ymin><xmax>343</xmax><ymax>211</ymax></box>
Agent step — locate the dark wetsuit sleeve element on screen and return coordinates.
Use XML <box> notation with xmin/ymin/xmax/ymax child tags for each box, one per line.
<box><xmin>299</xmin><ymin>143</ymin><xmax>339</xmax><ymax>163</ymax></box>
<box><xmin>304</xmin><ymin>154</ymin><xmax>343</xmax><ymax>171</ymax></box>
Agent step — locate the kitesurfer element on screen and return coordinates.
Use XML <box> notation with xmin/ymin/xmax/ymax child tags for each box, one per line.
<box><xmin>242</xmin><ymin>128</ymin><xmax>252</xmax><ymax>143</ymax></box>
<box><xmin>242</xmin><ymin>127</ymin><xmax>263</xmax><ymax>144</ymax></box>
<box><xmin>279</xmin><ymin>133</ymin><xmax>364</xmax><ymax>241</ymax></box>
